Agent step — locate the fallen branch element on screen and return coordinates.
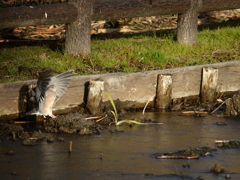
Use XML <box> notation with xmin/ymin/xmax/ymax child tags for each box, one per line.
<box><xmin>95</xmin><ymin>115</ymin><xmax>108</xmax><ymax>122</ymax></box>
<box><xmin>14</xmin><ymin>121</ymin><xmax>33</xmax><ymax>124</ymax></box>
<box><xmin>85</xmin><ymin>116</ymin><xmax>101</xmax><ymax>120</ymax></box>
<box><xmin>182</xmin><ymin>111</ymin><xmax>207</xmax><ymax>114</ymax></box>
<box><xmin>210</xmin><ymin>100</ymin><xmax>226</xmax><ymax>114</ymax></box>
<box><xmin>156</xmin><ymin>155</ymin><xmax>199</xmax><ymax>159</ymax></box>
<box><xmin>215</xmin><ymin>140</ymin><xmax>230</xmax><ymax>143</ymax></box>
<box><xmin>143</xmin><ymin>96</ymin><xmax>151</xmax><ymax>115</ymax></box>
<box><xmin>69</xmin><ymin>141</ymin><xmax>73</xmax><ymax>153</ymax></box>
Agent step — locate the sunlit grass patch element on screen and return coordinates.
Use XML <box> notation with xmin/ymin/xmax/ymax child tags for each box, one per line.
<box><xmin>1</xmin><ymin>23</ymin><xmax>240</xmax><ymax>83</ymax></box>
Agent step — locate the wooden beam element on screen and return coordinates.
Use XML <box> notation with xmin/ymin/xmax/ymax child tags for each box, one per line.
<box><xmin>86</xmin><ymin>80</ymin><xmax>104</xmax><ymax>115</ymax></box>
<box><xmin>0</xmin><ymin>3</ymin><xmax>78</xmax><ymax>29</ymax></box>
<box><xmin>92</xmin><ymin>0</ymin><xmax>240</xmax><ymax>21</ymax></box>
<box><xmin>1</xmin><ymin>0</ymin><xmax>240</xmax><ymax>29</ymax></box>
<box><xmin>1</xmin><ymin>61</ymin><xmax>240</xmax><ymax>120</ymax></box>
<box><xmin>155</xmin><ymin>74</ymin><xmax>173</xmax><ymax>109</ymax></box>
<box><xmin>200</xmin><ymin>67</ymin><xmax>218</xmax><ymax>103</ymax></box>
<box><xmin>91</xmin><ymin>0</ymin><xmax>190</xmax><ymax>21</ymax></box>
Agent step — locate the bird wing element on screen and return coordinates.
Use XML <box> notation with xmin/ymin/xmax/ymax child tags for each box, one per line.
<box><xmin>48</xmin><ymin>70</ymin><xmax>72</xmax><ymax>105</ymax></box>
<box><xmin>35</xmin><ymin>70</ymin><xmax>54</xmax><ymax>102</ymax></box>
<box><xmin>39</xmin><ymin>85</ymin><xmax>57</xmax><ymax>116</ymax></box>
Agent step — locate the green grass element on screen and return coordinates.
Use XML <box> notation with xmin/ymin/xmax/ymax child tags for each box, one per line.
<box><xmin>0</xmin><ymin>20</ymin><xmax>240</xmax><ymax>83</ymax></box>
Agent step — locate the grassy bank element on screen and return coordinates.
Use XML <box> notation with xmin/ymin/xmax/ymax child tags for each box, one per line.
<box><xmin>0</xmin><ymin>20</ymin><xmax>240</xmax><ymax>83</ymax></box>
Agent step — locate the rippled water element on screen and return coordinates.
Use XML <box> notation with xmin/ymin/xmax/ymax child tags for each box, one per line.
<box><xmin>1</xmin><ymin>111</ymin><xmax>240</xmax><ymax>179</ymax></box>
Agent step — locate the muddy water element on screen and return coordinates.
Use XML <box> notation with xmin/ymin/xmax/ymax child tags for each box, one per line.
<box><xmin>1</xmin><ymin>111</ymin><xmax>240</xmax><ymax>180</ymax></box>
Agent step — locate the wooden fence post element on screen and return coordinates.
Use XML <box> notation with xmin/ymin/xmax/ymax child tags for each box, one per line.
<box><xmin>177</xmin><ymin>0</ymin><xmax>202</xmax><ymax>45</ymax></box>
<box><xmin>155</xmin><ymin>74</ymin><xmax>173</xmax><ymax>110</ymax></box>
<box><xmin>86</xmin><ymin>80</ymin><xmax>104</xmax><ymax>115</ymax></box>
<box><xmin>200</xmin><ymin>67</ymin><xmax>218</xmax><ymax>103</ymax></box>
<box><xmin>65</xmin><ymin>0</ymin><xmax>92</xmax><ymax>56</ymax></box>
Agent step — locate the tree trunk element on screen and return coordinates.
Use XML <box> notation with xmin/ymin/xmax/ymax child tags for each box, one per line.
<box><xmin>65</xmin><ymin>0</ymin><xmax>92</xmax><ymax>56</ymax></box>
<box><xmin>177</xmin><ymin>0</ymin><xmax>201</xmax><ymax>45</ymax></box>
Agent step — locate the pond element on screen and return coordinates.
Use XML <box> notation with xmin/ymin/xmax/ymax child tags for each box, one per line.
<box><xmin>1</xmin><ymin>111</ymin><xmax>240</xmax><ymax>179</ymax></box>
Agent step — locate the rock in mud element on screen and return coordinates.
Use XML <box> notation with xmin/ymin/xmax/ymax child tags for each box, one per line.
<box><xmin>225</xmin><ymin>174</ymin><xmax>231</xmax><ymax>179</ymax></box>
<box><xmin>225</xmin><ymin>94</ymin><xmax>240</xmax><ymax>116</ymax></box>
<box><xmin>11</xmin><ymin>171</ymin><xmax>17</xmax><ymax>175</ymax></box>
<box><xmin>211</xmin><ymin>163</ymin><xmax>224</xmax><ymax>173</ymax></box>
<box><xmin>232</xmin><ymin>93</ymin><xmax>240</xmax><ymax>113</ymax></box>
<box><xmin>46</xmin><ymin>137</ymin><xmax>54</xmax><ymax>142</ymax></box>
<box><xmin>31</xmin><ymin>130</ymin><xmax>45</xmax><ymax>140</ymax></box>
<box><xmin>22</xmin><ymin>138</ymin><xmax>36</xmax><ymax>146</ymax></box>
<box><xmin>7</xmin><ymin>150</ymin><xmax>15</xmax><ymax>155</ymax></box>
<box><xmin>44</xmin><ymin>112</ymin><xmax>99</xmax><ymax>135</ymax></box>
<box><xmin>225</xmin><ymin>98</ymin><xmax>238</xmax><ymax>116</ymax></box>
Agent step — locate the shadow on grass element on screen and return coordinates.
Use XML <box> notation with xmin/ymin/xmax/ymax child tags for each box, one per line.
<box><xmin>0</xmin><ymin>39</ymin><xmax>65</xmax><ymax>54</ymax></box>
<box><xmin>92</xmin><ymin>18</ymin><xmax>240</xmax><ymax>40</ymax></box>
<box><xmin>0</xmin><ymin>18</ymin><xmax>239</xmax><ymax>50</ymax></box>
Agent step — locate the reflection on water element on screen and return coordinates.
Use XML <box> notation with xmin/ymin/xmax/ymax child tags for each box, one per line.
<box><xmin>1</xmin><ymin>111</ymin><xmax>240</xmax><ymax>179</ymax></box>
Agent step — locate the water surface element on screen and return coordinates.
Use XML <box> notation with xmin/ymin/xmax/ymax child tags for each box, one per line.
<box><xmin>1</xmin><ymin>111</ymin><xmax>240</xmax><ymax>179</ymax></box>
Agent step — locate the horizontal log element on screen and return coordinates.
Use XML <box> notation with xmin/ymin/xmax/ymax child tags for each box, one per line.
<box><xmin>0</xmin><ymin>3</ymin><xmax>78</xmax><ymax>29</ymax></box>
<box><xmin>91</xmin><ymin>0</ymin><xmax>191</xmax><ymax>21</ymax></box>
<box><xmin>1</xmin><ymin>0</ymin><xmax>240</xmax><ymax>29</ymax></box>
<box><xmin>1</xmin><ymin>61</ymin><xmax>240</xmax><ymax>120</ymax></box>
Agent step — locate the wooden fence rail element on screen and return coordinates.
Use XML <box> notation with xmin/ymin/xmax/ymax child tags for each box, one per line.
<box><xmin>1</xmin><ymin>61</ymin><xmax>240</xmax><ymax>120</ymax></box>
<box><xmin>1</xmin><ymin>0</ymin><xmax>240</xmax><ymax>55</ymax></box>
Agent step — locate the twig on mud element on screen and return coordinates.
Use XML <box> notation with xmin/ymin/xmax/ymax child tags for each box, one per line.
<box><xmin>143</xmin><ymin>96</ymin><xmax>151</xmax><ymax>115</ymax></box>
<box><xmin>95</xmin><ymin>115</ymin><xmax>108</xmax><ymax>122</ymax></box>
<box><xmin>12</xmin><ymin>131</ymin><xmax>16</xmax><ymax>141</ymax></box>
<box><xmin>210</xmin><ymin>100</ymin><xmax>226</xmax><ymax>114</ymax></box>
<box><xmin>182</xmin><ymin>111</ymin><xmax>207</xmax><ymax>114</ymax></box>
<box><xmin>69</xmin><ymin>141</ymin><xmax>72</xmax><ymax>153</ymax></box>
<box><xmin>215</xmin><ymin>140</ymin><xmax>230</xmax><ymax>143</ymax></box>
<box><xmin>14</xmin><ymin>121</ymin><xmax>33</xmax><ymax>124</ymax></box>
<box><xmin>156</xmin><ymin>155</ymin><xmax>199</xmax><ymax>159</ymax></box>
<box><xmin>85</xmin><ymin>116</ymin><xmax>101</xmax><ymax>120</ymax></box>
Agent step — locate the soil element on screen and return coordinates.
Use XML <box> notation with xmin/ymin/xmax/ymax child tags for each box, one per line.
<box><xmin>0</xmin><ymin>112</ymin><xmax>104</xmax><ymax>141</ymax></box>
<box><xmin>44</xmin><ymin>112</ymin><xmax>101</xmax><ymax>135</ymax></box>
<box><xmin>0</xmin><ymin>120</ymin><xmax>24</xmax><ymax>141</ymax></box>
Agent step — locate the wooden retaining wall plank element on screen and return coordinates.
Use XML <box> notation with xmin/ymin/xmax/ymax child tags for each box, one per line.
<box><xmin>1</xmin><ymin>61</ymin><xmax>240</xmax><ymax>119</ymax></box>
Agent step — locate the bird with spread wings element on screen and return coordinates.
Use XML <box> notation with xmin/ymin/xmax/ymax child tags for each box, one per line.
<box><xmin>26</xmin><ymin>70</ymin><xmax>72</xmax><ymax>118</ymax></box>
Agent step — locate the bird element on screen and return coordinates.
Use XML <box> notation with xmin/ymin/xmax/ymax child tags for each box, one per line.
<box><xmin>26</xmin><ymin>70</ymin><xmax>73</xmax><ymax>118</ymax></box>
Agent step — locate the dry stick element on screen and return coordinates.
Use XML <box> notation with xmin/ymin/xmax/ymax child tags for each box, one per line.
<box><xmin>156</xmin><ymin>155</ymin><xmax>199</xmax><ymax>159</ymax></box>
<box><xmin>85</xmin><ymin>116</ymin><xmax>101</xmax><ymax>120</ymax></box>
<box><xmin>12</xmin><ymin>131</ymin><xmax>16</xmax><ymax>141</ymax></box>
<box><xmin>14</xmin><ymin>121</ymin><xmax>33</xmax><ymax>124</ymax></box>
<box><xmin>143</xmin><ymin>97</ymin><xmax>151</xmax><ymax>115</ymax></box>
<box><xmin>182</xmin><ymin>111</ymin><xmax>208</xmax><ymax>114</ymax></box>
<box><xmin>96</xmin><ymin>115</ymin><xmax>107</xmax><ymax>122</ymax></box>
<box><xmin>215</xmin><ymin>140</ymin><xmax>230</xmax><ymax>143</ymax></box>
<box><xmin>69</xmin><ymin>141</ymin><xmax>72</xmax><ymax>153</ymax></box>
<box><xmin>210</xmin><ymin>100</ymin><xmax>226</xmax><ymax>114</ymax></box>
